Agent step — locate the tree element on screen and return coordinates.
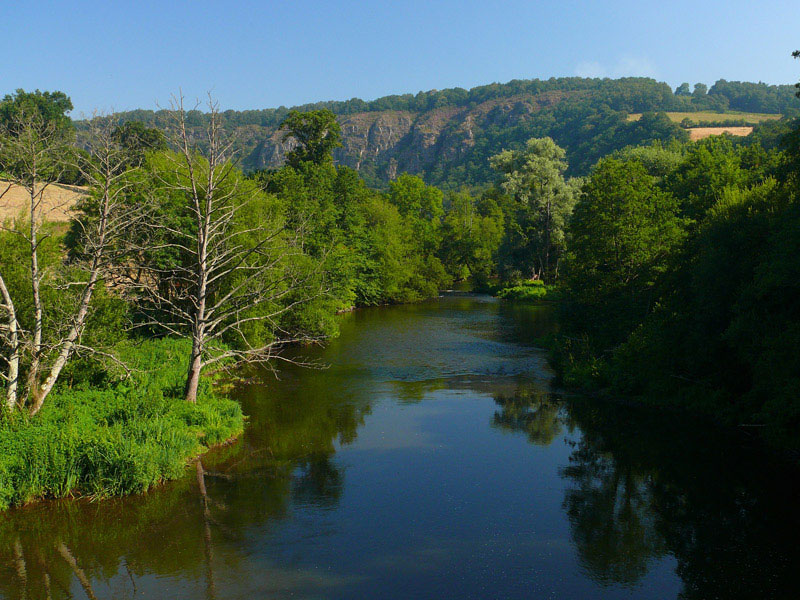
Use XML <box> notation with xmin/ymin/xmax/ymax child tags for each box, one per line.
<box><xmin>279</xmin><ymin>109</ymin><xmax>342</xmax><ymax>168</ymax></box>
<box><xmin>124</xmin><ymin>95</ymin><xmax>324</xmax><ymax>403</ymax></box>
<box><xmin>490</xmin><ymin>137</ymin><xmax>575</xmax><ymax>281</ymax></box>
<box><xmin>793</xmin><ymin>50</ymin><xmax>800</xmax><ymax>98</ymax></box>
<box><xmin>565</xmin><ymin>158</ymin><xmax>686</xmax><ymax>342</ymax></box>
<box><xmin>0</xmin><ymin>112</ymin><xmax>135</xmax><ymax>413</ymax></box>
<box><xmin>387</xmin><ymin>173</ymin><xmax>444</xmax><ymax>252</ymax></box>
<box><xmin>675</xmin><ymin>83</ymin><xmax>691</xmax><ymax>96</ymax></box>
<box><xmin>692</xmin><ymin>83</ymin><xmax>708</xmax><ymax>97</ymax></box>
<box><xmin>111</xmin><ymin>120</ymin><xmax>167</xmax><ymax>163</ymax></box>
<box><xmin>439</xmin><ymin>190</ymin><xmax>504</xmax><ymax>283</ymax></box>
<box><xmin>386</xmin><ymin>174</ymin><xmax>450</xmax><ymax>295</ymax></box>
<box><xmin>665</xmin><ymin>136</ymin><xmax>747</xmax><ymax>220</ymax></box>
<box><xmin>0</xmin><ymin>89</ymin><xmax>73</xmax><ymax>134</ymax></box>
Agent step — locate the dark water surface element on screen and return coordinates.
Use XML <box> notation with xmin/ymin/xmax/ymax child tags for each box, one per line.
<box><xmin>2</xmin><ymin>295</ymin><xmax>799</xmax><ymax>599</ymax></box>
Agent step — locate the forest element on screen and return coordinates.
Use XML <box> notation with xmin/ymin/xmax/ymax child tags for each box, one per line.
<box><xmin>1</xmin><ymin>59</ymin><xmax>800</xmax><ymax>509</ymax></box>
<box><xmin>97</xmin><ymin>76</ymin><xmax>800</xmax><ymax>189</ymax></box>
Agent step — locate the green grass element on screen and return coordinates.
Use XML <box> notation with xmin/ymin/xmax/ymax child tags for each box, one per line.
<box><xmin>496</xmin><ymin>280</ymin><xmax>551</xmax><ymax>301</ymax></box>
<box><xmin>0</xmin><ymin>338</ymin><xmax>244</xmax><ymax>510</ymax></box>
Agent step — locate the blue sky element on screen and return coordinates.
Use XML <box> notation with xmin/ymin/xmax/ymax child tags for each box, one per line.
<box><xmin>2</xmin><ymin>0</ymin><xmax>798</xmax><ymax>115</ymax></box>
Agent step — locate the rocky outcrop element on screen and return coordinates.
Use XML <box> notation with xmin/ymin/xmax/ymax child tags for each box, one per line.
<box><xmin>238</xmin><ymin>90</ymin><xmax>579</xmax><ymax>180</ymax></box>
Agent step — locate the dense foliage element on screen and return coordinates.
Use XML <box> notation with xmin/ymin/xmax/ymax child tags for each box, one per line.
<box><xmin>554</xmin><ymin>109</ymin><xmax>800</xmax><ymax>449</ymax></box>
<box><xmin>3</xmin><ymin>60</ymin><xmax>800</xmax><ymax>508</ymax></box>
<box><xmin>82</xmin><ymin>76</ymin><xmax>800</xmax><ymax>191</ymax></box>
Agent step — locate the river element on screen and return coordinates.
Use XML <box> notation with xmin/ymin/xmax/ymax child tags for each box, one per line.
<box><xmin>1</xmin><ymin>294</ymin><xmax>799</xmax><ymax>599</ymax></box>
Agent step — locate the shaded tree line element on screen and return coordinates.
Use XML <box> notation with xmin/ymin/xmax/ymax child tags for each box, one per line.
<box><xmin>550</xmin><ymin>53</ymin><xmax>800</xmax><ymax>449</ymax></box>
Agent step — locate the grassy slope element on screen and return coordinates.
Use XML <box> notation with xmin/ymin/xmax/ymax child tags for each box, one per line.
<box><xmin>0</xmin><ymin>180</ymin><xmax>85</xmax><ymax>223</ymax></box>
<box><xmin>0</xmin><ymin>338</ymin><xmax>244</xmax><ymax>510</ymax></box>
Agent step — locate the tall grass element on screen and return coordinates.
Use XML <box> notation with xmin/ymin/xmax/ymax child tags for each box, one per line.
<box><xmin>496</xmin><ymin>280</ymin><xmax>551</xmax><ymax>301</ymax></box>
<box><xmin>0</xmin><ymin>338</ymin><xmax>243</xmax><ymax>510</ymax></box>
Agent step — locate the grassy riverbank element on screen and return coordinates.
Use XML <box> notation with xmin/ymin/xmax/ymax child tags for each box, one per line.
<box><xmin>494</xmin><ymin>280</ymin><xmax>555</xmax><ymax>302</ymax></box>
<box><xmin>0</xmin><ymin>338</ymin><xmax>244</xmax><ymax>510</ymax></box>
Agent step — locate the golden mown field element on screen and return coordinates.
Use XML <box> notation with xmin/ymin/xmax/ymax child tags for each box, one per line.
<box><xmin>0</xmin><ymin>181</ymin><xmax>85</xmax><ymax>223</ymax></box>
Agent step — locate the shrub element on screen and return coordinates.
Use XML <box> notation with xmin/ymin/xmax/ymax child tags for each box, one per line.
<box><xmin>496</xmin><ymin>280</ymin><xmax>550</xmax><ymax>301</ymax></box>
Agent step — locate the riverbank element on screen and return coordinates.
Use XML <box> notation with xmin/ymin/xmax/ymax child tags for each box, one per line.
<box><xmin>0</xmin><ymin>338</ymin><xmax>244</xmax><ymax>510</ymax></box>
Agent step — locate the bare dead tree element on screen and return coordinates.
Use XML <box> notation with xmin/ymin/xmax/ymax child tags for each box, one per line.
<box><xmin>0</xmin><ymin>109</ymin><xmax>71</xmax><ymax>410</ymax></box>
<box><xmin>0</xmin><ymin>111</ymin><xmax>138</xmax><ymax>414</ymax></box>
<box><xmin>123</xmin><ymin>94</ymin><xmax>326</xmax><ymax>403</ymax></box>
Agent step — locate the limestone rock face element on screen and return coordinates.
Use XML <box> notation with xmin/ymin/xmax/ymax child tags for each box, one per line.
<box><xmin>238</xmin><ymin>91</ymin><xmax>568</xmax><ymax>181</ymax></box>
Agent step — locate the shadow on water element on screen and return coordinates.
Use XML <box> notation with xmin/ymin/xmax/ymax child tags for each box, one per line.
<box><xmin>559</xmin><ymin>397</ymin><xmax>800</xmax><ymax>599</ymax></box>
<box><xmin>0</xmin><ymin>295</ymin><xmax>798</xmax><ymax>599</ymax></box>
<box><xmin>491</xmin><ymin>383</ymin><xmax>800</xmax><ymax>599</ymax></box>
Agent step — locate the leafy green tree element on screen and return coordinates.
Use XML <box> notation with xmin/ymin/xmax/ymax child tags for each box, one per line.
<box><xmin>614</xmin><ymin>141</ymin><xmax>684</xmax><ymax>178</ymax></box>
<box><xmin>675</xmin><ymin>82</ymin><xmax>691</xmax><ymax>96</ymax></box>
<box><xmin>279</xmin><ymin>109</ymin><xmax>342</xmax><ymax>168</ymax></box>
<box><xmin>666</xmin><ymin>136</ymin><xmax>747</xmax><ymax>220</ymax></box>
<box><xmin>387</xmin><ymin>173</ymin><xmax>444</xmax><ymax>252</ymax></box>
<box><xmin>490</xmin><ymin>137</ymin><xmax>575</xmax><ymax>281</ymax></box>
<box><xmin>564</xmin><ymin>157</ymin><xmax>686</xmax><ymax>342</ymax></box>
<box><xmin>439</xmin><ymin>190</ymin><xmax>504</xmax><ymax>283</ymax></box>
<box><xmin>386</xmin><ymin>173</ymin><xmax>450</xmax><ymax>295</ymax></box>
<box><xmin>0</xmin><ymin>89</ymin><xmax>73</xmax><ymax>134</ymax></box>
<box><xmin>112</xmin><ymin>121</ymin><xmax>167</xmax><ymax>161</ymax></box>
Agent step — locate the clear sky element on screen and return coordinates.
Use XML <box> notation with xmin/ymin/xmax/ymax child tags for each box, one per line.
<box><xmin>2</xmin><ymin>0</ymin><xmax>798</xmax><ymax>116</ymax></box>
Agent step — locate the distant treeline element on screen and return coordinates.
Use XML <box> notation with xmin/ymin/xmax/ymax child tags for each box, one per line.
<box><xmin>108</xmin><ymin>77</ymin><xmax>800</xmax><ymax>129</ymax></box>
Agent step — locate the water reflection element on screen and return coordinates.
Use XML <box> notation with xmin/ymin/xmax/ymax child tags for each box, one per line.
<box><xmin>572</xmin><ymin>398</ymin><xmax>800</xmax><ymax>599</ymax></box>
<box><xmin>0</xmin><ymin>297</ymin><xmax>798</xmax><ymax>599</ymax></box>
<box><xmin>492</xmin><ymin>383</ymin><xmax>565</xmax><ymax>446</ymax></box>
<box><xmin>500</xmin><ymin>391</ymin><xmax>800</xmax><ymax>599</ymax></box>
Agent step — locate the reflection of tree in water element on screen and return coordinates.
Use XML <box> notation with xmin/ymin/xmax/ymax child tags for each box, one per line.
<box><xmin>562</xmin><ymin>442</ymin><xmax>665</xmax><ymax>586</ymax></box>
<box><xmin>491</xmin><ymin>384</ymin><xmax>563</xmax><ymax>446</ymax></box>
<box><xmin>561</xmin><ymin>398</ymin><xmax>800</xmax><ymax>599</ymax></box>
<box><xmin>0</xmin><ymin>366</ymin><xmax>374</xmax><ymax>599</ymax></box>
<box><xmin>292</xmin><ymin>458</ymin><xmax>344</xmax><ymax>507</ymax></box>
<box><xmin>389</xmin><ymin>378</ymin><xmax>447</xmax><ymax>404</ymax></box>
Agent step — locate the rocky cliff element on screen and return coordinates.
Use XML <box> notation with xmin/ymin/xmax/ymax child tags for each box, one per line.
<box><xmin>236</xmin><ymin>90</ymin><xmax>578</xmax><ymax>185</ymax></box>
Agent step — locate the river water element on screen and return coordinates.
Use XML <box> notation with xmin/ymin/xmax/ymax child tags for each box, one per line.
<box><xmin>1</xmin><ymin>295</ymin><xmax>799</xmax><ymax>599</ymax></box>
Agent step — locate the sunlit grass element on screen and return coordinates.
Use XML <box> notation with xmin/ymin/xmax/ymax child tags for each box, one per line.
<box><xmin>0</xmin><ymin>338</ymin><xmax>244</xmax><ymax>510</ymax></box>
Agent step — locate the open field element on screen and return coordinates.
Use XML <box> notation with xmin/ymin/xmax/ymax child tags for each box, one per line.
<box><xmin>0</xmin><ymin>180</ymin><xmax>85</xmax><ymax>222</ymax></box>
<box><xmin>627</xmin><ymin>111</ymin><xmax>782</xmax><ymax>124</ymax></box>
<box><xmin>688</xmin><ymin>126</ymin><xmax>754</xmax><ymax>141</ymax></box>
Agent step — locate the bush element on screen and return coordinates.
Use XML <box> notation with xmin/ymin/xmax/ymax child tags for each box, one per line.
<box><xmin>496</xmin><ymin>280</ymin><xmax>550</xmax><ymax>301</ymax></box>
<box><xmin>0</xmin><ymin>338</ymin><xmax>244</xmax><ymax>510</ymax></box>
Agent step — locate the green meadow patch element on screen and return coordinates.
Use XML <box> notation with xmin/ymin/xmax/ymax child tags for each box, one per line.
<box><xmin>0</xmin><ymin>338</ymin><xmax>244</xmax><ymax>510</ymax></box>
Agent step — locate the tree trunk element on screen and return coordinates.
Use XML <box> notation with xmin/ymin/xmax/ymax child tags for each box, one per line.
<box><xmin>27</xmin><ymin>182</ymin><xmax>44</xmax><ymax>408</ymax></box>
<box><xmin>32</xmin><ymin>268</ymin><xmax>101</xmax><ymax>416</ymax></box>
<box><xmin>184</xmin><ymin>342</ymin><xmax>203</xmax><ymax>403</ymax></box>
<box><xmin>56</xmin><ymin>542</ymin><xmax>98</xmax><ymax>600</ymax></box>
<box><xmin>0</xmin><ymin>273</ymin><xmax>19</xmax><ymax>410</ymax></box>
